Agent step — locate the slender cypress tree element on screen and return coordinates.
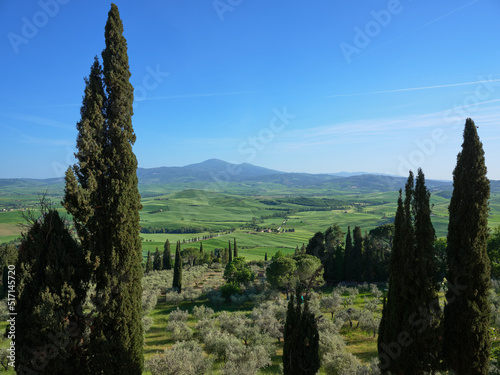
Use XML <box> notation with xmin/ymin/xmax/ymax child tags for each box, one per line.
<box><xmin>200</xmin><ymin>241</ymin><xmax>203</xmax><ymax>254</ymax></box>
<box><xmin>378</xmin><ymin>189</ymin><xmax>408</xmax><ymax>374</ymax></box>
<box><xmin>344</xmin><ymin>227</ymin><xmax>354</xmax><ymax>281</ymax></box>
<box><xmin>145</xmin><ymin>251</ymin><xmax>153</xmax><ymax>273</ymax></box>
<box><xmin>15</xmin><ymin>208</ymin><xmax>88</xmax><ymax>374</ymax></box>
<box><xmin>64</xmin><ymin>4</ymin><xmax>143</xmax><ymax>373</ymax></box>
<box><xmin>228</xmin><ymin>240</ymin><xmax>233</xmax><ymax>262</ymax></box>
<box><xmin>173</xmin><ymin>241</ymin><xmax>183</xmax><ymax>292</ymax></box>
<box><xmin>153</xmin><ymin>247</ymin><xmax>162</xmax><ymax>271</ymax></box>
<box><xmin>352</xmin><ymin>226</ymin><xmax>363</xmax><ymax>281</ymax></box>
<box><xmin>283</xmin><ymin>289</ymin><xmax>320</xmax><ymax>375</ymax></box>
<box><xmin>265</xmin><ymin>252</ymin><xmax>268</xmax><ymax>261</ymax></box>
<box><xmin>163</xmin><ymin>239</ymin><xmax>172</xmax><ymax>270</ymax></box>
<box><xmin>234</xmin><ymin>237</ymin><xmax>238</xmax><ymax>258</ymax></box>
<box><xmin>400</xmin><ymin>168</ymin><xmax>441</xmax><ymax>373</ymax></box>
<box><xmin>443</xmin><ymin>118</ymin><xmax>491</xmax><ymax>374</ymax></box>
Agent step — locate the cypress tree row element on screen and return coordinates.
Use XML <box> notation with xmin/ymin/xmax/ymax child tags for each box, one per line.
<box><xmin>64</xmin><ymin>4</ymin><xmax>143</xmax><ymax>373</ymax></box>
<box><xmin>443</xmin><ymin>118</ymin><xmax>491</xmax><ymax>374</ymax></box>
<box><xmin>163</xmin><ymin>239</ymin><xmax>172</xmax><ymax>270</ymax></box>
<box><xmin>15</xmin><ymin>208</ymin><xmax>88</xmax><ymax>374</ymax></box>
<box><xmin>378</xmin><ymin>170</ymin><xmax>441</xmax><ymax>373</ymax></box>
<box><xmin>173</xmin><ymin>241</ymin><xmax>183</xmax><ymax>292</ymax></box>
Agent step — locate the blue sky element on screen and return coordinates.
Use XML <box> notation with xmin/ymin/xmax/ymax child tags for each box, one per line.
<box><xmin>1</xmin><ymin>0</ymin><xmax>500</xmax><ymax>180</ymax></box>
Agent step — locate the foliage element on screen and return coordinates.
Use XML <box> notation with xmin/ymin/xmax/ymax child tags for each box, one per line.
<box><xmin>444</xmin><ymin>118</ymin><xmax>491</xmax><ymax>374</ymax></box>
<box><xmin>146</xmin><ymin>341</ymin><xmax>212</xmax><ymax>375</ymax></box>
<box><xmin>14</xmin><ymin>207</ymin><xmax>88</xmax><ymax>374</ymax></box>
<box><xmin>223</xmin><ymin>257</ymin><xmax>256</xmax><ymax>286</ymax></box>
<box><xmin>283</xmin><ymin>290</ymin><xmax>320</xmax><ymax>375</ymax></box>
<box><xmin>163</xmin><ymin>239</ymin><xmax>172</xmax><ymax>270</ymax></box>
<box><xmin>63</xmin><ymin>4</ymin><xmax>144</xmax><ymax>373</ymax></box>
<box><xmin>173</xmin><ymin>241</ymin><xmax>183</xmax><ymax>292</ymax></box>
<box><xmin>488</xmin><ymin>226</ymin><xmax>500</xmax><ymax>279</ymax></box>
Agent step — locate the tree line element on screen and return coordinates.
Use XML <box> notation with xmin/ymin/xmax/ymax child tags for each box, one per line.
<box><xmin>304</xmin><ymin>223</ymin><xmax>391</xmax><ymax>283</ymax></box>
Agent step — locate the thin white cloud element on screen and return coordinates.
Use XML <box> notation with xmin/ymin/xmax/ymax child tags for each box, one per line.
<box><xmin>6</xmin><ymin>113</ymin><xmax>73</xmax><ymax>130</ymax></box>
<box><xmin>137</xmin><ymin>91</ymin><xmax>256</xmax><ymax>102</ymax></box>
<box><xmin>274</xmin><ymin>101</ymin><xmax>500</xmax><ymax>151</ymax></box>
<box><xmin>326</xmin><ymin>78</ymin><xmax>500</xmax><ymax>98</ymax></box>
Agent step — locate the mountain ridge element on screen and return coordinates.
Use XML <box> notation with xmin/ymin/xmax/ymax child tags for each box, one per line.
<box><xmin>3</xmin><ymin>158</ymin><xmax>499</xmax><ymax>194</ymax></box>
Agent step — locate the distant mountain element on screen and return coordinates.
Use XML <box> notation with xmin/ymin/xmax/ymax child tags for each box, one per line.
<box><xmin>136</xmin><ymin>159</ymin><xmax>284</xmax><ymax>185</ymax></box>
<box><xmin>5</xmin><ymin>159</ymin><xmax>500</xmax><ymax>195</ymax></box>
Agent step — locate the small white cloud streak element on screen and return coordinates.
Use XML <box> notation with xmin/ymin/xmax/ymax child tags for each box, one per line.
<box><xmin>326</xmin><ymin>79</ymin><xmax>500</xmax><ymax>98</ymax></box>
<box><xmin>6</xmin><ymin>113</ymin><xmax>73</xmax><ymax>130</ymax></box>
<box><xmin>138</xmin><ymin>91</ymin><xmax>255</xmax><ymax>102</ymax></box>
<box><xmin>274</xmin><ymin>101</ymin><xmax>500</xmax><ymax>151</ymax></box>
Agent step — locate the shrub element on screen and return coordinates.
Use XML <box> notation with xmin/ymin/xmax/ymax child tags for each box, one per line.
<box><xmin>220</xmin><ymin>282</ymin><xmax>241</xmax><ymax>300</ymax></box>
<box><xmin>166</xmin><ymin>320</ymin><xmax>193</xmax><ymax>341</ymax></box>
<box><xmin>146</xmin><ymin>340</ymin><xmax>212</xmax><ymax>375</ymax></box>
<box><xmin>192</xmin><ymin>304</ymin><xmax>214</xmax><ymax>320</ymax></box>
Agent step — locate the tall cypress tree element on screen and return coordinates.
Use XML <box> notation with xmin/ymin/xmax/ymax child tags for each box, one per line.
<box><xmin>234</xmin><ymin>237</ymin><xmax>238</xmax><ymax>258</ymax></box>
<box><xmin>64</xmin><ymin>4</ymin><xmax>143</xmax><ymax>373</ymax></box>
<box><xmin>15</xmin><ymin>208</ymin><xmax>88</xmax><ymax>374</ymax></box>
<box><xmin>378</xmin><ymin>188</ymin><xmax>409</xmax><ymax>374</ymax></box>
<box><xmin>283</xmin><ymin>289</ymin><xmax>320</xmax><ymax>375</ymax></box>
<box><xmin>228</xmin><ymin>240</ymin><xmax>233</xmax><ymax>262</ymax></box>
<box><xmin>145</xmin><ymin>251</ymin><xmax>153</xmax><ymax>273</ymax></box>
<box><xmin>173</xmin><ymin>241</ymin><xmax>183</xmax><ymax>292</ymax></box>
<box><xmin>352</xmin><ymin>226</ymin><xmax>363</xmax><ymax>281</ymax></box>
<box><xmin>163</xmin><ymin>239</ymin><xmax>172</xmax><ymax>270</ymax></box>
<box><xmin>443</xmin><ymin>118</ymin><xmax>491</xmax><ymax>374</ymax></box>
<box><xmin>153</xmin><ymin>247</ymin><xmax>162</xmax><ymax>271</ymax></box>
<box><xmin>343</xmin><ymin>227</ymin><xmax>354</xmax><ymax>281</ymax></box>
<box><xmin>400</xmin><ymin>168</ymin><xmax>441</xmax><ymax>373</ymax></box>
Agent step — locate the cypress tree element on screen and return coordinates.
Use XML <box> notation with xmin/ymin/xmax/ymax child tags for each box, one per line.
<box><xmin>163</xmin><ymin>239</ymin><xmax>172</xmax><ymax>270</ymax></box>
<box><xmin>344</xmin><ymin>227</ymin><xmax>354</xmax><ymax>281</ymax></box>
<box><xmin>200</xmin><ymin>241</ymin><xmax>203</xmax><ymax>254</ymax></box>
<box><xmin>64</xmin><ymin>4</ymin><xmax>143</xmax><ymax>373</ymax></box>
<box><xmin>265</xmin><ymin>252</ymin><xmax>268</xmax><ymax>261</ymax></box>
<box><xmin>145</xmin><ymin>251</ymin><xmax>153</xmax><ymax>273</ymax></box>
<box><xmin>228</xmin><ymin>241</ymin><xmax>233</xmax><ymax>262</ymax></box>
<box><xmin>443</xmin><ymin>118</ymin><xmax>491</xmax><ymax>374</ymax></box>
<box><xmin>234</xmin><ymin>237</ymin><xmax>238</xmax><ymax>258</ymax></box>
<box><xmin>378</xmin><ymin>189</ymin><xmax>409</xmax><ymax>374</ymax></box>
<box><xmin>400</xmin><ymin>168</ymin><xmax>441</xmax><ymax>373</ymax></box>
<box><xmin>15</xmin><ymin>208</ymin><xmax>88</xmax><ymax>374</ymax></box>
<box><xmin>352</xmin><ymin>226</ymin><xmax>363</xmax><ymax>281</ymax></box>
<box><xmin>334</xmin><ymin>240</ymin><xmax>345</xmax><ymax>282</ymax></box>
<box><xmin>173</xmin><ymin>241</ymin><xmax>183</xmax><ymax>292</ymax></box>
<box><xmin>153</xmin><ymin>247</ymin><xmax>162</xmax><ymax>271</ymax></box>
<box><xmin>283</xmin><ymin>289</ymin><xmax>320</xmax><ymax>375</ymax></box>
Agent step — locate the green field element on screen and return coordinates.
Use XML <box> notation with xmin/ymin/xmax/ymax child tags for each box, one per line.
<box><xmin>3</xmin><ymin>187</ymin><xmax>500</xmax><ymax>254</ymax></box>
